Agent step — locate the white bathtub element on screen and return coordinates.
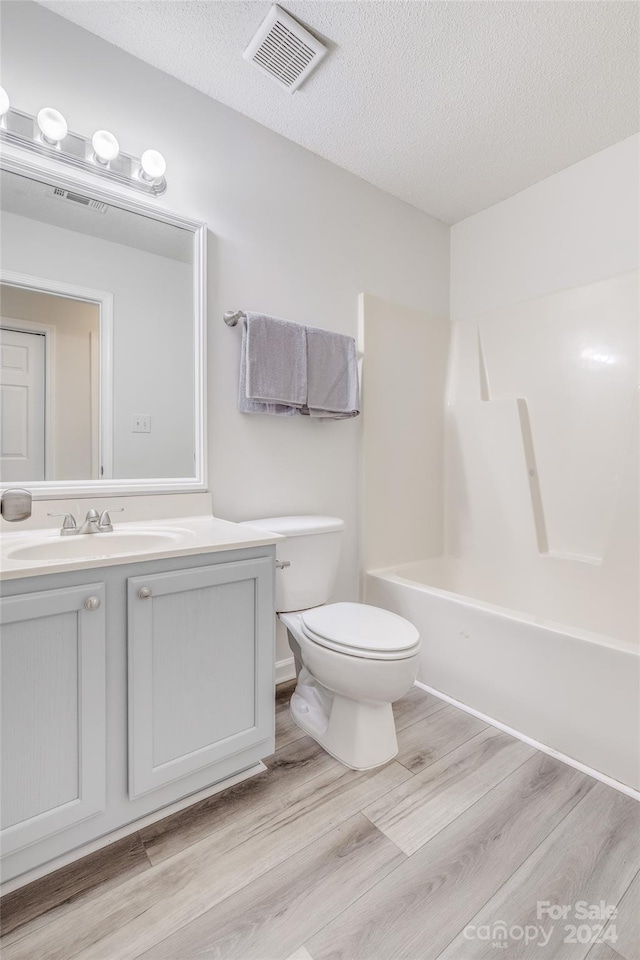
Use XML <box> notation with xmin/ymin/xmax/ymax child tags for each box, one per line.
<box><xmin>366</xmin><ymin>559</ymin><xmax>640</xmax><ymax>792</ymax></box>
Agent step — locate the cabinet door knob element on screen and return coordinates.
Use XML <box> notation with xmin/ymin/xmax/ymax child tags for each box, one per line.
<box><xmin>84</xmin><ymin>596</ymin><xmax>101</xmax><ymax>611</ymax></box>
<box><xmin>138</xmin><ymin>587</ymin><xmax>152</xmax><ymax>600</ymax></box>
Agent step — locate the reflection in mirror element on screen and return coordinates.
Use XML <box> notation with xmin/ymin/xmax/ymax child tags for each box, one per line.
<box><xmin>0</xmin><ymin>167</ymin><xmax>199</xmax><ymax>487</ymax></box>
<box><xmin>1</xmin><ymin>285</ymin><xmax>101</xmax><ymax>481</ymax></box>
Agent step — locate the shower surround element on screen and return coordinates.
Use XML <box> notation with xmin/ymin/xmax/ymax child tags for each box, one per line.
<box><xmin>362</xmin><ymin>135</ymin><xmax>640</xmax><ymax>791</ymax></box>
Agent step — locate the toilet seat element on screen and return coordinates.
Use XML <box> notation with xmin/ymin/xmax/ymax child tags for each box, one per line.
<box><xmin>301</xmin><ymin>602</ymin><xmax>420</xmax><ymax>661</ymax></box>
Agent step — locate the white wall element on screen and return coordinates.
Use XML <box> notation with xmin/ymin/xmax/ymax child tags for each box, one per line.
<box><xmin>1</xmin><ymin>3</ymin><xmax>449</xmax><ymax>661</ymax></box>
<box><xmin>451</xmin><ymin>135</ymin><xmax>639</xmax><ymax>321</ymax></box>
<box><xmin>1</xmin><ymin>212</ymin><xmax>194</xmax><ymax>480</ymax></box>
<box><xmin>448</xmin><ymin>135</ymin><xmax>639</xmax><ymax>645</ymax></box>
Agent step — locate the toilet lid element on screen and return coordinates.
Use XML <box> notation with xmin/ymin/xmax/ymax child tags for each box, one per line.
<box><xmin>301</xmin><ymin>602</ymin><xmax>420</xmax><ymax>659</ymax></box>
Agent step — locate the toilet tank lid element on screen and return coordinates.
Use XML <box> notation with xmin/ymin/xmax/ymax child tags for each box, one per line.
<box><xmin>239</xmin><ymin>516</ymin><xmax>344</xmax><ymax>537</ymax></box>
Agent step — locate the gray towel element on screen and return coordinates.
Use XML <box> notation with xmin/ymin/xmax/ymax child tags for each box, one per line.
<box><xmin>303</xmin><ymin>325</ymin><xmax>360</xmax><ymax>419</ymax></box>
<box><xmin>238</xmin><ymin>313</ymin><xmax>306</xmax><ymax>416</ymax></box>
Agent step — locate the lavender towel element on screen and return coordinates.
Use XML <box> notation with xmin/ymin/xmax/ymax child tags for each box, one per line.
<box><xmin>238</xmin><ymin>313</ymin><xmax>306</xmax><ymax>416</ymax></box>
<box><xmin>238</xmin><ymin>313</ymin><xmax>359</xmax><ymax>420</ymax></box>
<box><xmin>303</xmin><ymin>325</ymin><xmax>360</xmax><ymax>419</ymax></box>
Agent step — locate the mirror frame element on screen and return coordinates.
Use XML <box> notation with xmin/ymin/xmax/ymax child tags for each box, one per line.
<box><xmin>0</xmin><ymin>150</ymin><xmax>207</xmax><ymax>498</ymax></box>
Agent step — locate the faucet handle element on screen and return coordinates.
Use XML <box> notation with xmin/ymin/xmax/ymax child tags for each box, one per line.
<box><xmin>99</xmin><ymin>507</ymin><xmax>124</xmax><ymax>530</ymax></box>
<box><xmin>48</xmin><ymin>512</ymin><xmax>77</xmax><ymax>533</ymax></box>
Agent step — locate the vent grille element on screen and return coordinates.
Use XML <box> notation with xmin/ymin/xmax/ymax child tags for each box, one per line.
<box><xmin>52</xmin><ymin>187</ymin><xmax>108</xmax><ymax>213</ymax></box>
<box><xmin>244</xmin><ymin>5</ymin><xmax>328</xmax><ymax>93</ymax></box>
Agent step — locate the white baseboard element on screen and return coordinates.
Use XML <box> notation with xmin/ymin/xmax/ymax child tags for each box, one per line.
<box><xmin>276</xmin><ymin>657</ymin><xmax>296</xmax><ymax>684</ymax></box>
<box><xmin>0</xmin><ymin>762</ymin><xmax>266</xmax><ymax>896</ymax></box>
<box><xmin>415</xmin><ymin>680</ymin><xmax>640</xmax><ymax>803</ymax></box>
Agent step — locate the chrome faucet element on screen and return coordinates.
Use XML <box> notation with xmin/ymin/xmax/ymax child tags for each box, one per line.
<box><xmin>48</xmin><ymin>508</ymin><xmax>124</xmax><ymax>536</ymax></box>
<box><xmin>78</xmin><ymin>509</ymin><xmax>102</xmax><ymax>535</ymax></box>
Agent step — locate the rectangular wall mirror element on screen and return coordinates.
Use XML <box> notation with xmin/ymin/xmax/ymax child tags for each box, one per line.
<box><xmin>0</xmin><ymin>157</ymin><xmax>206</xmax><ymax>496</ymax></box>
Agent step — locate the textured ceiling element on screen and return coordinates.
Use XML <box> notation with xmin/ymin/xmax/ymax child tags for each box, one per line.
<box><xmin>37</xmin><ymin>1</ymin><xmax>639</xmax><ymax>223</ymax></box>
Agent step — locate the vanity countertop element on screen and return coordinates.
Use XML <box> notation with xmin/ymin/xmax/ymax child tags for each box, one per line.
<box><xmin>0</xmin><ymin>515</ymin><xmax>283</xmax><ymax>580</ymax></box>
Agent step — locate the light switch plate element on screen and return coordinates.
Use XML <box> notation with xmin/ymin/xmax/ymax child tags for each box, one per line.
<box><xmin>131</xmin><ymin>414</ymin><xmax>151</xmax><ymax>433</ymax></box>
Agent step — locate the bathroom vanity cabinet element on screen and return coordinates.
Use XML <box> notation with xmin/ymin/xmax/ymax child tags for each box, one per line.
<box><xmin>1</xmin><ymin>583</ymin><xmax>107</xmax><ymax>859</ymax></box>
<box><xmin>127</xmin><ymin>558</ymin><xmax>273</xmax><ymax>798</ymax></box>
<box><xmin>0</xmin><ymin>544</ymin><xmax>276</xmax><ymax>884</ymax></box>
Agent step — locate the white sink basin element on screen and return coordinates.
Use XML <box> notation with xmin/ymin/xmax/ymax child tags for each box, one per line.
<box><xmin>0</xmin><ymin>515</ymin><xmax>284</xmax><ymax>580</ymax></box>
<box><xmin>6</xmin><ymin>531</ymin><xmax>186</xmax><ymax>562</ymax></box>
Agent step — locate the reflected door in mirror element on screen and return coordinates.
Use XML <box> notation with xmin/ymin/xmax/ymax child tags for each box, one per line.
<box><xmin>0</xmin><ymin>286</ymin><xmax>100</xmax><ymax>481</ymax></box>
<box><xmin>0</xmin><ymin>326</ymin><xmax>45</xmax><ymax>481</ymax></box>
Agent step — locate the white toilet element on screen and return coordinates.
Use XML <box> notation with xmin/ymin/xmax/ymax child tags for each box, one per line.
<box><xmin>241</xmin><ymin>516</ymin><xmax>421</xmax><ymax>770</ymax></box>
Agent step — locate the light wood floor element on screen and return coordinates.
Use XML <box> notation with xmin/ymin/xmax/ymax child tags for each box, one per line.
<box><xmin>1</xmin><ymin>682</ymin><xmax>639</xmax><ymax>960</ymax></box>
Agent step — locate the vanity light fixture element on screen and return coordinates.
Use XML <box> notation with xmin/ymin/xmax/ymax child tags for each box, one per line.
<box><xmin>37</xmin><ymin>107</ymin><xmax>68</xmax><ymax>145</ymax></box>
<box><xmin>0</xmin><ymin>91</ymin><xmax>167</xmax><ymax>196</ymax></box>
<box><xmin>140</xmin><ymin>149</ymin><xmax>166</xmax><ymax>183</ymax></box>
<box><xmin>92</xmin><ymin>129</ymin><xmax>120</xmax><ymax>165</ymax></box>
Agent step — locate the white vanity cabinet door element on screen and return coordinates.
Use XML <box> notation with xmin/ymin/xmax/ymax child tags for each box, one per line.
<box><xmin>127</xmin><ymin>557</ymin><xmax>274</xmax><ymax>799</ymax></box>
<box><xmin>0</xmin><ymin>583</ymin><xmax>106</xmax><ymax>855</ymax></box>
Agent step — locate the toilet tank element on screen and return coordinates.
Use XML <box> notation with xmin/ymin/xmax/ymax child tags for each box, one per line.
<box><xmin>240</xmin><ymin>516</ymin><xmax>344</xmax><ymax>612</ymax></box>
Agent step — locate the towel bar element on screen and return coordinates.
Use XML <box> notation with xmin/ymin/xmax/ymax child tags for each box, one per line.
<box><xmin>223</xmin><ymin>310</ymin><xmax>247</xmax><ymax>327</ymax></box>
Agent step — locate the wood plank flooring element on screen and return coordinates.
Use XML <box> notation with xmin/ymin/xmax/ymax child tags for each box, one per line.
<box><xmin>0</xmin><ymin>834</ymin><xmax>151</xmax><ymax>938</ymax></box>
<box><xmin>1</xmin><ymin>680</ymin><xmax>638</xmax><ymax>960</ymax></box>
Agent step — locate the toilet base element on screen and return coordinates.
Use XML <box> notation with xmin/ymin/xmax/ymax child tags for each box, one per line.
<box><xmin>290</xmin><ymin>672</ymin><xmax>398</xmax><ymax>770</ymax></box>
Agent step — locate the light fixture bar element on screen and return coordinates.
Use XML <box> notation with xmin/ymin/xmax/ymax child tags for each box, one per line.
<box><xmin>0</xmin><ymin>104</ymin><xmax>167</xmax><ymax>196</ymax></box>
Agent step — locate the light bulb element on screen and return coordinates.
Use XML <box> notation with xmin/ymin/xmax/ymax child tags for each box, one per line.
<box><xmin>37</xmin><ymin>106</ymin><xmax>68</xmax><ymax>144</ymax></box>
<box><xmin>92</xmin><ymin>129</ymin><xmax>119</xmax><ymax>164</ymax></box>
<box><xmin>140</xmin><ymin>149</ymin><xmax>166</xmax><ymax>181</ymax></box>
<box><xmin>0</xmin><ymin>87</ymin><xmax>10</xmax><ymax>118</ymax></box>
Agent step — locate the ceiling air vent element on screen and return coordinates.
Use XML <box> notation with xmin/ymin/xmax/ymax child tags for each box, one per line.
<box><xmin>52</xmin><ymin>187</ymin><xmax>108</xmax><ymax>213</ymax></box>
<box><xmin>244</xmin><ymin>4</ymin><xmax>328</xmax><ymax>93</ymax></box>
